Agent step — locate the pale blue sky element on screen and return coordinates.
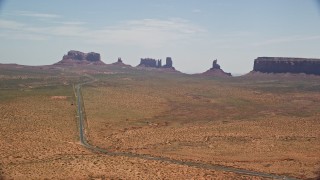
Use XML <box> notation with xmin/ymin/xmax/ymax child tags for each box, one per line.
<box><xmin>0</xmin><ymin>0</ymin><xmax>320</xmax><ymax>74</ymax></box>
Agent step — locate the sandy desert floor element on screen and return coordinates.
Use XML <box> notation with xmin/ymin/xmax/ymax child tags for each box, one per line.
<box><xmin>1</xmin><ymin>66</ymin><xmax>320</xmax><ymax>179</ymax></box>
<box><xmin>0</xmin><ymin>89</ymin><xmax>263</xmax><ymax>179</ymax></box>
<box><xmin>83</xmin><ymin>73</ymin><xmax>320</xmax><ymax>179</ymax></box>
<box><xmin>0</xmin><ymin>81</ymin><xmax>263</xmax><ymax>179</ymax></box>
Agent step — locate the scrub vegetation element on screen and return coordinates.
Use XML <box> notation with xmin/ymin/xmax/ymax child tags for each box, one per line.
<box><xmin>0</xmin><ymin>64</ymin><xmax>319</xmax><ymax>179</ymax></box>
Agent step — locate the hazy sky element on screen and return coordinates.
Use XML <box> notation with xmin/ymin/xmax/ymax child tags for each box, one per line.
<box><xmin>0</xmin><ymin>0</ymin><xmax>320</xmax><ymax>74</ymax></box>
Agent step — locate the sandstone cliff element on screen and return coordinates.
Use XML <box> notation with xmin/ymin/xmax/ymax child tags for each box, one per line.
<box><xmin>253</xmin><ymin>57</ymin><xmax>320</xmax><ymax>75</ymax></box>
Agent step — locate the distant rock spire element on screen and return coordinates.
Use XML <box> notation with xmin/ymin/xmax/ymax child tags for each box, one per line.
<box><xmin>200</xmin><ymin>59</ymin><xmax>231</xmax><ymax>77</ymax></box>
<box><xmin>212</xmin><ymin>59</ymin><xmax>220</xmax><ymax>69</ymax></box>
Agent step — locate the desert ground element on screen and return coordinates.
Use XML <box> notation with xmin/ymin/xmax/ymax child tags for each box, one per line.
<box><xmin>0</xmin><ymin>64</ymin><xmax>320</xmax><ymax>179</ymax></box>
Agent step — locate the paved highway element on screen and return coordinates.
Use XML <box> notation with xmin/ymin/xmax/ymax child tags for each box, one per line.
<box><xmin>75</xmin><ymin>82</ymin><xmax>298</xmax><ymax>180</ymax></box>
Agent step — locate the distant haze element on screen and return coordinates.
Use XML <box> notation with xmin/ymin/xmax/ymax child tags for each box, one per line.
<box><xmin>0</xmin><ymin>0</ymin><xmax>320</xmax><ymax>74</ymax></box>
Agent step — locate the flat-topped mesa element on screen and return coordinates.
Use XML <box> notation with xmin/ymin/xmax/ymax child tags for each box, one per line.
<box><xmin>253</xmin><ymin>57</ymin><xmax>320</xmax><ymax>75</ymax></box>
<box><xmin>55</xmin><ymin>50</ymin><xmax>105</xmax><ymax>65</ymax></box>
<box><xmin>63</xmin><ymin>50</ymin><xmax>101</xmax><ymax>62</ymax></box>
<box><xmin>137</xmin><ymin>57</ymin><xmax>175</xmax><ymax>69</ymax></box>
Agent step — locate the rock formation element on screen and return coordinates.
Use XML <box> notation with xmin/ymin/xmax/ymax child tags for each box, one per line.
<box><xmin>157</xmin><ymin>59</ymin><xmax>162</xmax><ymax>68</ymax></box>
<box><xmin>111</xmin><ymin>57</ymin><xmax>131</xmax><ymax>67</ymax></box>
<box><xmin>253</xmin><ymin>57</ymin><xmax>320</xmax><ymax>75</ymax></box>
<box><xmin>63</xmin><ymin>50</ymin><xmax>101</xmax><ymax>61</ymax></box>
<box><xmin>138</xmin><ymin>58</ymin><xmax>159</xmax><ymax>67</ymax></box>
<box><xmin>212</xmin><ymin>59</ymin><xmax>220</xmax><ymax>69</ymax></box>
<box><xmin>137</xmin><ymin>57</ymin><xmax>175</xmax><ymax>70</ymax></box>
<box><xmin>55</xmin><ymin>50</ymin><xmax>105</xmax><ymax>65</ymax></box>
<box><xmin>162</xmin><ymin>57</ymin><xmax>173</xmax><ymax>68</ymax></box>
<box><xmin>201</xmin><ymin>59</ymin><xmax>232</xmax><ymax>77</ymax></box>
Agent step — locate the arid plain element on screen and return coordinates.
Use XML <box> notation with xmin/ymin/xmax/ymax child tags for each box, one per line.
<box><xmin>0</xmin><ymin>64</ymin><xmax>320</xmax><ymax>179</ymax></box>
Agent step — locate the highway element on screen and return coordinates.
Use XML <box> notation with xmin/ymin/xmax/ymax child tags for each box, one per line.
<box><xmin>75</xmin><ymin>82</ymin><xmax>298</xmax><ymax>180</ymax></box>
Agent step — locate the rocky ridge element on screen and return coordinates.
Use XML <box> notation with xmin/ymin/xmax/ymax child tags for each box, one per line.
<box><xmin>49</xmin><ymin>50</ymin><xmax>320</xmax><ymax>76</ymax></box>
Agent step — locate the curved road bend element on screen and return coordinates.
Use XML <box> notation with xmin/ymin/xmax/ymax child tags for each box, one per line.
<box><xmin>75</xmin><ymin>83</ymin><xmax>299</xmax><ymax>180</ymax></box>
